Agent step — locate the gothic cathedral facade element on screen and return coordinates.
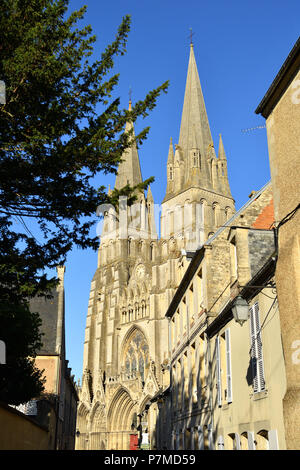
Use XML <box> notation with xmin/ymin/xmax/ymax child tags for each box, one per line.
<box><xmin>76</xmin><ymin>43</ymin><xmax>235</xmax><ymax>450</ymax></box>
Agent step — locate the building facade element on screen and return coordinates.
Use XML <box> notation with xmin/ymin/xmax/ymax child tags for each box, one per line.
<box><xmin>24</xmin><ymin>266</ymin><xmax>79</xmax><ymax>450</ymax></box>
<box><xmin>157</xmin><ymin>182</ymin><xmax>286</xmax><ymax>450</ymax></box>
<box><xmin>255</xmin><ymin>37</ymin><xmax>300</xmax><ymax>450</ymax></box>
<box><xmin>76</xmin><ymin>42</ymin><xmax>235</xmax><ymax>450</ymax></box>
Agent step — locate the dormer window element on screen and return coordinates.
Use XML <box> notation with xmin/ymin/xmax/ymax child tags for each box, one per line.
<box><xmin>169</xmin><ymin>167</ymin><xmax>173</xmax><ymax>180</ymax></box>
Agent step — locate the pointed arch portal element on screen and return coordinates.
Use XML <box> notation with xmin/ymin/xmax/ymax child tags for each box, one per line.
<box><xmin>107</xmin><ymin>387</ymin><xmax>138</xmax><ymax>450</ymax></box>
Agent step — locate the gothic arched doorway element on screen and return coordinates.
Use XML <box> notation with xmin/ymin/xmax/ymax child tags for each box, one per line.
<box><xmin>107</xmin><ymin>387</ymin><xmax>138</xmax><ymax>450</ymax></box>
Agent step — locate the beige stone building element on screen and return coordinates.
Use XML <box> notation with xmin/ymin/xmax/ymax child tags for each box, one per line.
<box><xmin>157</xmin><ymin>181</ymin><xmax>287</xmax><ymax>450</ymax></box>
<box><xmin>10</xmin><ymin>266</ymin><xmax>79</xmax><ymax>450</ymax></box>
<box><xmin>255</xmin><ymin>36</ymin><xmax>300</xmax><ymax>450</ymax></box>
<box><xmin>76</xmin><ymin>42</ymin><xmax>235</xmax><ymax>450</ymax></box>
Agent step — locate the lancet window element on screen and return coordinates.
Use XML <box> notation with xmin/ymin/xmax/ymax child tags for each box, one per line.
<box><xmin>123</xmin><ymin>330</ymin><xmax>150</xmax><ymax>382</ymax></box>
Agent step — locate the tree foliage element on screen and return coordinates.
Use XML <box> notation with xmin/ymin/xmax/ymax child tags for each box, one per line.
<box><xmin>0</xmin><ymin>0</ymin><xmax>168</xmax><ymax>301</ymax></box>
<box><xmin>0</xmin><ymin>302</ymin><xmax>45</xmax><ymax>404</ymax></box>
<box><xmin>0</xmin><ymin>0</ymin><xmax>168</xmax><ymax>403</ymax></box>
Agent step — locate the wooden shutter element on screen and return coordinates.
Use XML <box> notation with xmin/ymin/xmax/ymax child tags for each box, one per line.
<box><xmin>216</xmin><ymin>336</ymin><xmax>222</xmax><ymax>406</ymax></box>
<box><xmin>225</xmin><ymin>328</ymin><xmax>233</xmax><ymax>403</ymax></box>
<box><xmin>250</xmin><ymin>302</ymin><xmax>265</xmax><ymax>392</ymax></box>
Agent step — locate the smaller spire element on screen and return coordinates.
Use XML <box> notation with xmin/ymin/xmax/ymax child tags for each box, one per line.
<box><xmin>147</xmin><ymin>185</ymin><xmax>154</xmax><ymax>203</ymax></box>
<box><xmin>218</xmin><ymin>134</ymin><xmax>227</xmax><ymax>160</ymax></box>
<box><xmin>147</xmin><ymin>186</ymin><xmax>157</xmax><ymax>239</ymax></box>
<box><xmin>167</xmin><ymin>137</ymin><xmax>174</xmax><ymax>164</ymax></box>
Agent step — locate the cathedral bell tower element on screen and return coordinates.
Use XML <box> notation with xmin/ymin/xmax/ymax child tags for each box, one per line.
<box><xmin>162</xmin><ymin>43</ymin><xmax>235</xmax><ymax>248</ymax></box>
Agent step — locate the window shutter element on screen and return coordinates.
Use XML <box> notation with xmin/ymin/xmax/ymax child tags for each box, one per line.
<box><xmin>208</xmin><ymin>424</ymin><xmax>214</xmax><ymax>450</ymax></box>
<box><xmin>268</xmin><ymin>430</ymin><xmax>279</xmax><ymax>450</ymax></box>
<box><xmin>216</xmin><ymin>336</ymin><xmax>222</xmax><ymax>407</ymax></box>
<box><xmin>225</xmin><ymin>328</ymin><xmax>233</xmax><ymax>403</ymax></box>
<box><xmin>234</xmin><ymin>433</ymin><xmax>241</xmax><ymax>450</ymax></box>
<box><xmin>204</xmin><ymin>335</ymin><xmax>208</xmax><ymax>391</ymax></box>
<box><xmin>247</xmin><ymin>431</ymin><xmax>256</xmax><ymax>450</ymax></box>
<box><xmin>198</xmin><ymin>426</ymin><xmax>204</xmax><ymax>450</ymax></box>
<box><xmin>250</xmin><ymin>302</ymin><xmax>265</xmax><ymax>392</ymax></box>
<box><xmin>255</xmin><ymin>303</ymin><xmax>265</xmax><ymax>392</ymax></box>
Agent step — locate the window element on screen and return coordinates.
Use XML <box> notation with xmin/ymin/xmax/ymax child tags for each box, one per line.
<box><xmin>198</xmin><ymin>334</ymin><xmax>206</xmax><ymax>395</ymax></box>
<box><xmin>227</xmin><ymin>433</ymin><xmax>240</xmax><ymax>450</ymax></box>
<box><xmin>182</xmin><ymin>298</ymin><xmax>187</xmax><ymax>336</ymax></box>
<box><xmin>172</xmin><ymin>365</ymin><xmax>176</xmax><ymax>406</ymax></box>
<box><xmin>196</xmin><ymin>269</ymin><xmax>204</xmax><ymax>312</ymax></box>
<box><xmin>249</xmin><ymin>302</ymin><xmax>265</xmax><ymax>393</ymax></box>
<box><xmin>150</xmin><ymin>243</ymin><xmax>154</xmax><ymax>261</ymax></box>
<box><xmin>230</xmin><ymin>237</ymin><xmax>238</xmax><ymax>282</ymax></box>
<box><xmin>123</xmin><ymin>329</ymin><xmax>150</xmax><ymax>382</ymax></box>
<box><xmin>188</xmin><ymin>284</ymin><xmax>194</xmax><ymax>324</ymax></box>
<box><xmin>183</xmin><ymin>351</ymin><xmax>189</xmax><ymax>409</ymax></box>
<box><xmin>191</xmin><ymin>343</ymin><xmax>197</xmax><ymax>405</ymax></box>
<box><xmin>177</xmin><ymin>359</ymin><xmax>182</xmax><ymax>409</ymax></box>
<box><xmin>216</xmin><ymin>328</ymin><xmax>232</xmax><ymax>406</ymax></box>
<box><xmin>255</xmin><ymin>430</ymin><xmax>269</xmax><ymax>450</ymax></box>
<box><xmin>240</xmin><ymin>432</ymin><xmax>249</xmax><ymax>450</ymax></box>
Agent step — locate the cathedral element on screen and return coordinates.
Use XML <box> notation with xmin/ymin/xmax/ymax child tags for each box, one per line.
<box><xmin>76</xmin><ymin>42</ymin><xmax>235</xmax><ymax>450</ymax></box>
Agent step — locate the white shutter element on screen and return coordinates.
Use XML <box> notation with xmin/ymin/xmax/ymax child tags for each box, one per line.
<box><xmin>225</xmin><ymin>328</ymin><xmax>233</xmax><ymax>403</ymax></box>
<box><xmin>250</xmin><ymin>302</ymin><xmax>265</xmax><ymax>393</ymax></box>
<box><xmin>255</xmin><ymin>303</ymin><xmax>265</xmax><ymax>392</ymax></box>
<box><xmin>234</xmin><ymin>433</ymin><xmax>241</xmax><ymax>450</ymax></box>
<box><xmin>208</xmin><ymin>424</ymin><xmax>214</xmax><ymax>450</ymax></box>
<box><xmin>216</xmin><ymin>336</ymin><xmax>222</xmax><ymax>407</ymax></box>
<box><xmin>268</xmin><ymin>429</ymin><xmax>279</xmax><ymax>450</ymax></box>
<box><xmin>247</xmin><ymin>431</ymin><xmax>256</xmax><ymax>450</ymax></box>
<box><xmin>198</xmin><ymin>426</ymin><xmax>204</xmax><ymax>450</ymax></box>
<box><xmin>204</xmin><ymin>335</ymin><xmax>208</xmax><ymax>390</ymax></box>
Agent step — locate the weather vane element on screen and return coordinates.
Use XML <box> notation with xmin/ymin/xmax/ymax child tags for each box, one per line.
<box><xmin>188</xmin><ymin>28</ymin><xmax>195</xmax><ymax>45</ymax></box>
<box><xmin>129</xmin><ymin>86</ymin><xmax>132</xmax><ymax>103</ymax></box>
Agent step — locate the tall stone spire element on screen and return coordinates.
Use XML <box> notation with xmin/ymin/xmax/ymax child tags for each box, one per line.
<box><xmin>114</xmin><ymin>100</ymin><xmax>143</xmax><ymax>190</ymax></box>
<box><xmin>178</xmin><ymin>43</ymin><xmax>213</xmax><ymax>164</ymax></box>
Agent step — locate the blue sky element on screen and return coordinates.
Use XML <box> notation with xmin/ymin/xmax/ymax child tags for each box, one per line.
<box><xmin>60</xmin><ymin>0</ymin><xmax>299</xmax><ymax>382</ymax></box>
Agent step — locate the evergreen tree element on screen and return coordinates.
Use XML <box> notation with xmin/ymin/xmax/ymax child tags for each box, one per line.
<box><xmin>0</xmin><ymin>0</ymin><xmax>168</xmax><ymax>403</ymax></box>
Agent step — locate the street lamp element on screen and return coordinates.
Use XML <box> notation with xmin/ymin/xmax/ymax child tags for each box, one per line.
<box><xmin>232</xmin><ymin>296</ymin><xmax>249</xmax><ymax>326</ymax></box>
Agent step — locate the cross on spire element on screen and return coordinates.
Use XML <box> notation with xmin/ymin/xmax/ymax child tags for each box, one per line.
<box><xmin>188</xmin><ymin>28</ymin><xmax>195</xmax><ymax>45</ymax></box>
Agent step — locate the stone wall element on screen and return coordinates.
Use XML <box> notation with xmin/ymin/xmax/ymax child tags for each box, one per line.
<box><xmin>0</xmin><ymin>402</ymin><xmax>51</xmax><ymax>450</ymax></box>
